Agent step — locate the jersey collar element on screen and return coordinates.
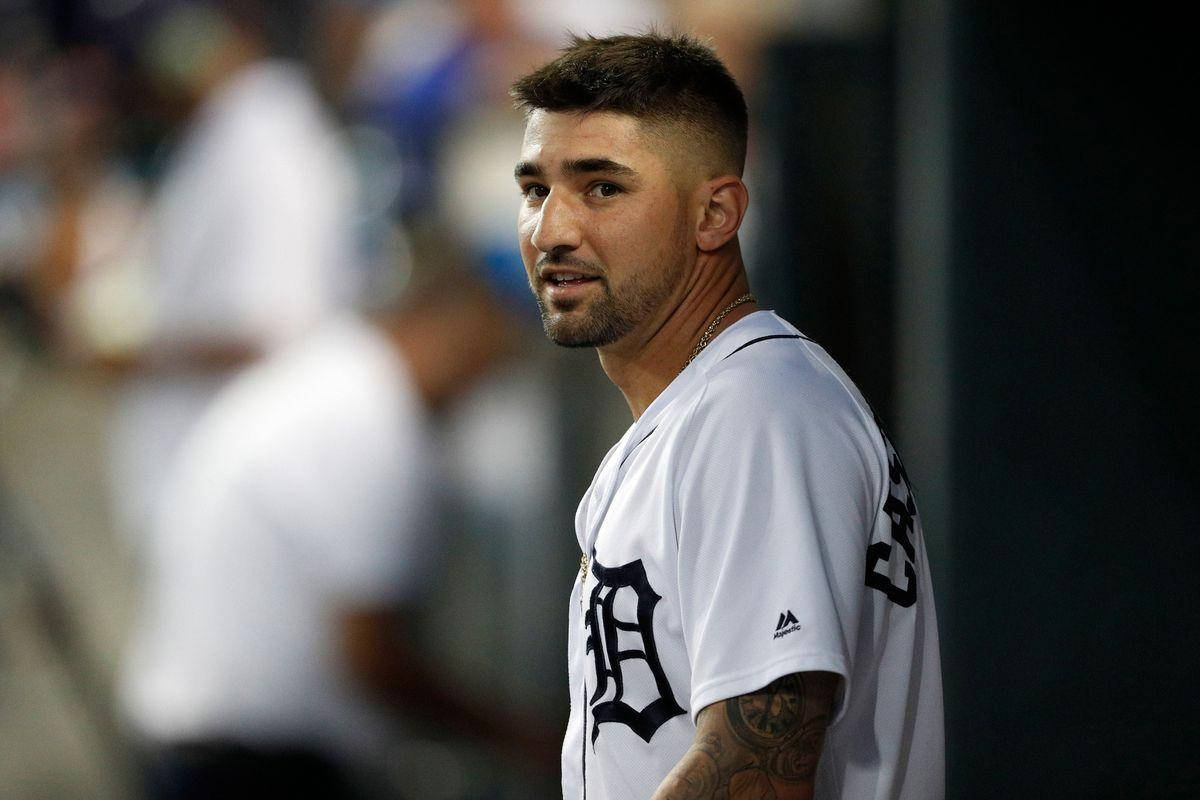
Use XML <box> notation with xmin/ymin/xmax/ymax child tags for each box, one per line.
<box><xmin>685</xmin><ymin>309</ymin><xmax>792</xmax><ymax>372</ymax></box>
<box><xmin>631</xmin><ymin>311</ymin><xmax>790</xmax><ymax>451</ymax></box>
<box><xmin>580</xmin><ymin>311</ymin><xmax>793</xmax><ymax>557</ymax></box>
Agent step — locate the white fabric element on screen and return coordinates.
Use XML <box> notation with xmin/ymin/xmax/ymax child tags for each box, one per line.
<box><xmin>120</xmin><ymin>316</ymin><xmax>434</xmax><ymax>761</ymax></box>
<box><xmin>562</xmin><ymin>311</ymin><xmax>944</xmax><ymax>800</ymax></box>
<box><xmin>144</xmin><ymin>59</ymin><xmax>359</xmax><ymax>350</ymax></box>
<box><xmin>109</xmin><ymin>58</ymin><xmax>359</xmax><ymax>541</ymax></box>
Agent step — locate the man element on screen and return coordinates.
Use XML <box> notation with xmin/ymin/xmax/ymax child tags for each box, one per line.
<box><xmin>119</xmin><ymin>283</ymin><xmax>552</xmax><ymax>798</ymax></box>
<box><xmin>104</xmin><ymin>0</ymin><xmax>361</xmax><ymax>550</ymax></box>
<box><xmin>511</xmin><ymin>33</ymin><xmax>943</xmax><ymax>799</ymax></box>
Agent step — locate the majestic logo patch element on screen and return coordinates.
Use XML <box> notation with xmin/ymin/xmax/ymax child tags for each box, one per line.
<box><xmin>585</xmin><ymin>558</ymin><xmax>685</xmax><ymax>744</ymax></box>
<box><xmin>773</xmin><ymin>610</ymin><xmax>802</xmax><ymax>639</ymax></box>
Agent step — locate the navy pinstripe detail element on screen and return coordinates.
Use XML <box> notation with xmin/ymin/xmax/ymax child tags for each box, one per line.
<box><xmin>721</xmin><ymin>333</ymin><xmax>806</xmax><ymax>360</ymax></box>
<box><xmin>619</xmin><ymin>426</ymin><xmax>659</xmax><ymax>469</ymax></box>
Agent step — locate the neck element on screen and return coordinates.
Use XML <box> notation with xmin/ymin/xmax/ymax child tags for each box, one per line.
<box><xmin>598</xmin><ymin>244</ymin><xmax>756</xmax><ymax>419</ymax></box>
<box><xmin>193</xmin><ymin>32</ymin><xmax>261</xmax><ymax>104</ymax></box>
<box><xmin>378</xmin><ymin>301</ymin><xmax>511</xmax><ymax>411</ymax></box>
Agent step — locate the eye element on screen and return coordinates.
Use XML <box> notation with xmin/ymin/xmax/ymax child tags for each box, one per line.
<box><xmin>521</xmin><ymin>183</ymin><xmax>549</xmax><ymax>200</ymax></box>
<box><xmin>588</xmin><ymin>182</ymin><xmax>622</xmax><ymax>199</ymax></box>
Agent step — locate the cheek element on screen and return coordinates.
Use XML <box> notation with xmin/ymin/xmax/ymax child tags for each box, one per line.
<box><xmin>613</xmin><ymin>208</ymin><xmax>681</xmax><ymax>258</ymax></box>
<box><xmin>517</xmin><ymin>215</ymin><xmax>539</xmax><ymax>262</ymax></box>
<box><xmin>600</xmin><ymin>207</ymin><xmax>656</xmax><ymax>249</ymax></box>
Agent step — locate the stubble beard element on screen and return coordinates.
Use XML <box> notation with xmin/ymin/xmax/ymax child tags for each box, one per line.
<box><xmin>535</xmin><ymin>257</ymin><xmax>680</xmax><ymax>349</ymax></box>
<box><xmin>537</xmin><ymin>283</ymin><xmax>635</xmax><ymax>348</ymax></box>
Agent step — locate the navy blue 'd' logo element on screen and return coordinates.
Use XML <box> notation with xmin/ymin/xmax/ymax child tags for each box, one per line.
<box><xmin>585</xmin><ymin>558</ymin><xmax>685</xmax><ymax>744</ymax></box>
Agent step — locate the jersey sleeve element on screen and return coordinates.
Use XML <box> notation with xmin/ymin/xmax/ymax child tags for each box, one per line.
<box><xmin>673</xmin><ymin>364</ymin><xmax>883</xmax><ymax>724</ymax></box>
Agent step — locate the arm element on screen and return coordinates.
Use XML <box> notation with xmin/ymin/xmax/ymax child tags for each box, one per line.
<box><xmin>652</xmin><ymin>671</ymin><xmax>839</xmax><ymax>800</ymax></box>
<box><xmin>341</xmin><ymin>608</ymin><xmax>561</xmax><ymax>771</ymax></box>
<box><xmin>341</xmin><ymin>607</ymin><xmax>498</xmax><ymax>732</ymax></box>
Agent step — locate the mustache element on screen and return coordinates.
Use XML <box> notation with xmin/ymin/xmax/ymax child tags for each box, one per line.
<box><xmin>537</xmin><ymin>251</ymin><xmax>603</xmax><ymax>274</ymax></box>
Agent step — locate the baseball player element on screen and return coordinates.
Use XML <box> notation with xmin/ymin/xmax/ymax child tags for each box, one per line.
<box><xmin>511</xmin><ymin>33</ymin><xmax>944</xmax><ymax>799</ymax></box>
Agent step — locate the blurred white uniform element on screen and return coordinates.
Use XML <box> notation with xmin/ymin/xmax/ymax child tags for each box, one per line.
<box><xmin>109</xmin><ymin>59</ymin><xmax>359</xmax><ymax>542</ymax></box>
<box><xmin>562</xmin><ymin>312</ymin><xmax>944</xmax><ymax>799</ymax></box>
<box><xmin>121</xmin><ymin>316</ymin><xmax>434</xmax><ymax>762</ymax></box>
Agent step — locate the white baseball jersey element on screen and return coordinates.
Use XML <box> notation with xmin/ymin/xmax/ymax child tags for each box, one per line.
<box><xmin>562</xmin><ymin>311</ymin><xmax>943</xmax><ymax>799</ymax></box>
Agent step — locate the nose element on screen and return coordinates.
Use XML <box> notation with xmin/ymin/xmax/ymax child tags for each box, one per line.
<box><xmin>530</xmin><ymin>190</ymin><xmax>582</xmax><ymax>255</ymax></box>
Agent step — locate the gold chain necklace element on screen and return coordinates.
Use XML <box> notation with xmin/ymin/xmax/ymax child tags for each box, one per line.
<box><xmin>682</xmin><ymin>293</ymin><xmax>755</xmax><ymax>372</ymax></box>
<box><xmin>576</xmin><ymin>293</ymin><xmax>753</xmax><ymax>575</ymax></box>
<box><xmin>579</xmin><ymin>294</ymin><xmax>755</xmax><ymax>577</ymax></box>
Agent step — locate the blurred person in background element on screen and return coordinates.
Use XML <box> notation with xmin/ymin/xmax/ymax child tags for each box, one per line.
<box><xmin>78</xmin><ymin>0</ymin><xmax>363</xmax><ymax>550</ymax></box>
<box><xmin>0</xmin><ymin>57</ymin><xmax>50</xmax><ymax>332</ymax></box>
<box><xmin>22</xmin><ymin>43</ymin><xmax>148</xmax><ymax>351</ymax></box>
<box><xmin>118</xmin><ymin>277</ymin><xmax>556</xmax><ymax>799</ymax></box>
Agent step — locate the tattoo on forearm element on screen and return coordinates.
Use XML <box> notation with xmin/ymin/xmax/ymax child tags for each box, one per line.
<box><xmin>654</xmin><ymin>672</ymin><xmax>837</xmax><ymax>800</ymax></box>
<box><xmin>673</xmin><ymin>739</ymin><xmax>720</xmax><ymax>798</ymax></box>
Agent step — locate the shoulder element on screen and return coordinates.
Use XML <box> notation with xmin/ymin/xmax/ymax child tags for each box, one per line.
<box><xmin>692</xmin><ymin>331</ymin><xmax>879</xmax><ymax>447</ymax></box>
<box><xmin>195</xmin><ymin>320</ymin><xmax>411</xmax><ymax>469</ymax></box>
<box><xmin>163</xmin><ymin>322</ymin><xmax>420</xmax><ymax>537</ymax></box>
<box><xmin>667</xmin><ymin>321</ymin><xmax>889</xmax><ymax>511</ymax></box>
<box><xmin>209</xmin><ymin>63</ymin><xmax>347</xmax><ymax>186</ymax></box>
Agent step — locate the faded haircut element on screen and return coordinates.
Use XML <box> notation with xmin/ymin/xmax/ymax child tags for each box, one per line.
<box><xmin>510</xmin><ymin>32</ymin><xmax>749</xmax><ymax>176</ymax></box>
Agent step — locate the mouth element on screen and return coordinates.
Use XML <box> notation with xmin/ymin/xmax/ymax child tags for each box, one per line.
<box><xmin>544</xmin><ymin>271</ymin><xmax>600</xmax><ymax>288</ymax></box>
<box><xmin>538</xmin><ymin>266</ymin><xmax>603</xmax><ymax>304</ymax></box>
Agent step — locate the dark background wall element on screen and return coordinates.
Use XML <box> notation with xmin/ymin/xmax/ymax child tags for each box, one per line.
<box><xmin>756</xmin><ymin>35</ymin><xmax>898</xmax><ymax>423</ymax></box>
<box><xmin>758</xmin><ymin>5</ymin><xmax>1198</xmax><ymax>797</ymax></box>
<box><xmin>946</xmin><ymin>6</ymin><xmax>1198</xmax><ymax>797</ymax></box>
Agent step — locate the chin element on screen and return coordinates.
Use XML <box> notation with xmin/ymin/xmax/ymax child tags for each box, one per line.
<box><xmin>542</xmin><ymin>310</ymin><xmax>628</xmax><ymax>349</ymax></box>
<box><xmin>543</xmin><ymin>318</ymin><xmax>611</xmax><ymax>349</ymax></box>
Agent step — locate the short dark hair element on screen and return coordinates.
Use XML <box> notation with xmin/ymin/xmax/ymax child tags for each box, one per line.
<box><xmin>510</xmin><ymin>32</ymin><xmax>748</xmax><ymax>175</ymax></box>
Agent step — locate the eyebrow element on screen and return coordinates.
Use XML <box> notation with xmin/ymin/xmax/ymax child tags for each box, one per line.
<box><xmin>514</xmin><ymin>157</ymin><xmax>637</xmax><ymax>180</ymax></box>
<box><xmin>563</xmin><ymin>157</ymin><xmax>637</xmax><ymax>177</ymax></box>
<box><xmin>514</xmin><ymin>161</ymin><xmax>541</xmax><ymax>179</ymax></box>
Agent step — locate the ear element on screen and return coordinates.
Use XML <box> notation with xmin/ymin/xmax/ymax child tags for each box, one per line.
<box><xmin>695</xmin><ymin>176</ymin><xmax>749</xmax><ymax>252</ymax></box>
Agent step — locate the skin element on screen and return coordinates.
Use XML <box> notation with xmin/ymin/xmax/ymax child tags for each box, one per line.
<box><xmin>340</xmin><ymin>608</ymin><xmax>559</xmax><ymax>771</ymax></box>
<box><xmin>516</xmin><ymin>110</ymin><xmax>838</xmax><ymax>796</ymax></box>
<box><xmin>652</xmin><ymin>672</ymin><xmax>840</xmax><ymax>800</ymax></box>
<box><xmin>515</xmin><ymin>109</ymin><xmax>756</xmax><ymax>419</ymax></box>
